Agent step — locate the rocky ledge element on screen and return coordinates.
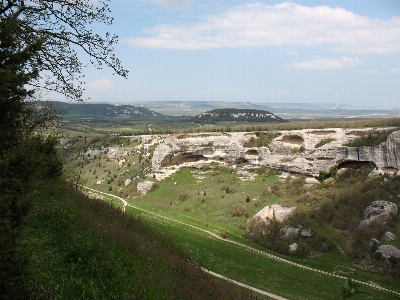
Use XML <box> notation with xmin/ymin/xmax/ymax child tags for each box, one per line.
<box><xmin>141</xmin><ymin>128</ymin><xmax>400</xmax><ymax>179</ymax></box>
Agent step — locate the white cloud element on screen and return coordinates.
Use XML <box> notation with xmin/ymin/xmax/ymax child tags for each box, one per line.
<box><xmin>125</xmin><ymin>2</ymin><xmax>400</xmax><ymax>53</ymax></box>
<box><xmin>146</xmin><ymin>0</ymin><xmax>192</xmax><ymax>10</ymax></box>
<box><xmin>89</xmin><ymin>78</ymin><xmax>114</xmax><ymax>90</ymax></box>
<box><xmin>294</xmin><ymin>56</ymin><xmax>361</xmax><ymax>69</ymax></box>
<box><xmin>361</xmin><ymin>69</ymin><xmax>378</xmax><ymax>75</ymax></box>
<box><xmin>391</xmin><ymin>68</ymin><xmax>400</xmax><ymax>74</ymax></box>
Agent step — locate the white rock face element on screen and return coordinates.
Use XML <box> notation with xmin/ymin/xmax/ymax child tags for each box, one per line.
<box><xmin>289</xmin><ymin>243</ymin><xmax>299</xmax><ymax>254</ymax></box>
<box><xmin>300</xmin><ymin>229</ymin><xmax>313</xmax><ymax>237</ymax></box>
<box><xmin>375</xmin><ymin>245</ymin><xmax>400</xmax><ymax>259</ymax></box>
<box><xmin>149</xmin><ymin>128</ymin><xmax>400</xmax><ymax>179</ymax></box>
<box><xmin>381</xmin><ymin>231</ymin><xmax>395</xmax><ymax>242</ymax></box>
<box><xmin>283</xmin><ymin>227</ymin><xmax>300</xmax><ymax>239</ymax></box>
<box><xmin>254</xmin><ymin>204</ymin><xmax>296</xmax><ymax>223</ymax></box>
<box><xmin>119</xmin><ymin>159</ymin><xmax>126</xmax><ymax>167</ymax></box>
<box><xmin>359</xmin><ymin>200</ymin><xmax>398</xmax><ymax>228</ymax></box>
<box><xmin>137</xmin><ymin>180</ymin><xmax>154</xmax><ymax>195</ymax></box>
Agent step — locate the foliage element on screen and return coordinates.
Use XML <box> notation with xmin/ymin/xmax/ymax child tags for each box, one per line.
<box><xmin>231</xmin><ymin>202</ymin><xmax>248</xmax><ymax>217</ymax></box>
<box><xmin>0</xmin><ymin>15</ymin><xmax>42</xmax><ymax>154</ymax></box>
<box><xmin>13</xmin><ymin>181</ymin><xmax>241</xmax><ymax>300</ymax></box>
<box><xmin>244</xmin><ymin>131</ymin><xmax>281</xmax><ymax>147</ymax></box>
<box><xmin>315</xmin><ymin>138</ymin><xmax>334</xmax><ymax>148</ymax></box>
<box><xmin>316</xmin><ymin>166</ymin><xmax>337</xmax><ymax>182</ymax></box>
<box><xmin>0</xmin><ymin>0</ymin><xmax>128</xmax><ymax>101</ymax></box>
<box><xmin>179</xmin><ymin>191</ymin><xmax>190</xmax><ymax>201</ymax></box>
<box><xmin>0</xmin><ymin>135</ymin><xmax>62</xmax><ymax>299</ymax></box>
<box><xmin>344</xmin><ymin>129</ymin><xmax>397</xmax><ymax>147</ymax></box>
<box><xmin>341</xmin><ymin>279</ymin><xmax>369</xmax><ymax>299</ymax></box>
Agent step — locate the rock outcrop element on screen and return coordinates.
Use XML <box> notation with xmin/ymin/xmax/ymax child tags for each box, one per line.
<box><xmin>359</xmin><ymin>200</ymin><xmax>398</xmax><ymax>228</ymax></box>
<box><xmin>137</xmin><ymin>180</ymin><xmax>154</xmax><ymax>195</ymax></box>
<box><xmin>375</xmin><ymin>245</ymin><xmax>400</xmax><ymax>260</ymax></box>
<box><xmin>146</xmin><ymin>128</ymin><xmax>400</xmax><ymax>179</ymax></box>
<box><xmin>254</xmin><ymin>204</ymin><xmax>296</xmax><ymax>223</ymax></box>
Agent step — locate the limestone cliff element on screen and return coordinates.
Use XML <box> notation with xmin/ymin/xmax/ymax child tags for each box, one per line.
<box><xmin>145</xmin><ymin>128</ymin><xmax>400</xmax><ymax>178</ymax></box>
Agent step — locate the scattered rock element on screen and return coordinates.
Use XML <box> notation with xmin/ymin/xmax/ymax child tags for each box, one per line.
<box><xmin>369</xmin><ymin>238</ymin><xmax>380</xmax><ymax>247</ymax></box>
<box><xmin>119</xmin><ymin>159</ymin><xmax>126</xmax><ymax>167</ymax></box>
<box><xmin>352</xmin><ymin>259</ymin><xmax>384</xmax><ymax>274</ymax></box>
<box><xmin>137</xmin><ymin>180</ymin><xmax>154</xmax><ymax>195</ymax></box>
<box><xmin>289</xmin><ymin>243</ymin><xmax>299</xmax><ymax>254</ymax></box>
<box><xmin>375</xmin><ymin>245</ymin><xmax>400</xmax><ymax>260</ymax></box>
<box><xmin>280</xmin><ymin>226</ymin><xmax>300</xmax><ymax>239</ymax></box>
<box><xmin>300</xmin><ymin>229</ymin><xmax>313</xmax><ymax>237</ymax></box>
<box><xmin>358</xmin><ymin>200</ymin><xmax>398</xmax><ymax>228</ymax></box>
<box><xmin>381</xmin><ymin>231</ymin><xmax>395</xmax><ymax>241</ymax></box>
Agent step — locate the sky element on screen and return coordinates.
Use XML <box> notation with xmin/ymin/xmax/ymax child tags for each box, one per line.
<box><xmin>76</xmin><ymin>0</ymin><xmax>400</xmax><ymax>107</ymax></box>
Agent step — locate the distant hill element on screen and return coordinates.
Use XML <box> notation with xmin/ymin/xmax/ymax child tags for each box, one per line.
<box><xmin>53</xmin><ymin>102</ymin><xmax>164</xmax><ymax>118</ymax></box>
<box><xmin>188</xmin><ymin>108</ymin><xmax>285</xmax><ymax>124</ymax></box>
<box><xmin>123</xmin><ymin>101</ymin><xmax>267</xmax><ymax>116</ymax></box>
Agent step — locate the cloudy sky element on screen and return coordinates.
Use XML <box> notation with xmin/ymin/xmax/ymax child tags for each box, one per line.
<box><xmin>81</xmin><ymin>0</ymin><xmax>400</xmax><ymax>107</ymax></box>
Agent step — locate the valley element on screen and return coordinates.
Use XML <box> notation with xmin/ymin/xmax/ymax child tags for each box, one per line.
<box><xmin>60</xmin><ymin>113</ymin><xmax>400</xmax><ymax>299</ymax></box>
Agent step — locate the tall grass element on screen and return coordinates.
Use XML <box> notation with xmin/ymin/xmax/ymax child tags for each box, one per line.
<box><xmin>16</xmin><ymin>180</ymin><xmax>250</xmax><ymax>300</ymax></box>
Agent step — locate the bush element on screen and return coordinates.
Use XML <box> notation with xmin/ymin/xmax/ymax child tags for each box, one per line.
<box><xmin>179</xmin><ymin>192</ymin><xmax>190</xmax><ymax>201</ymax></box>
<box><xmin>231</xmin><ymin>203</ymin><xmax>247</xmax><ymax>217</ymax></box>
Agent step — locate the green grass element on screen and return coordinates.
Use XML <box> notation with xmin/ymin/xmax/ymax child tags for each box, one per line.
<box><xmin>123</xmin><ymin>205</ymin><xmax>395</xmax><ymax>300</ymax></box>
<box><xmin>344</xmin><ymin>129</ymin><xmax>398</xmax><ymax>147</ymax></box>
<box><xmin>315</xmin><ymin>138</ymin><xmax>335</xmax><ymax>148</ymax></box>
<box><xmin>61</xmin><ymin>132</ymin><xmax>400</xmax><ymax>299</ymax></box>
<box><xmin>18</xmin><ymin>181</ymin><xmax>251</xmax><ymax>299</ymax></box>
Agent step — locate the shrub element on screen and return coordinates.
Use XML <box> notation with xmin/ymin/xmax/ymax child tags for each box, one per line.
<box><xmin>179</xmin><ymin>192</ymin><xmax>190</xmax><ymax>201</ymax></box>
<box><xmin>231</xmin><ymin>203</ymin><xmax>247</xmax><ymax>217</ymax></box>
<box><xmin>246</xmin><ymin>196</ymin><xmax>251</xmax><ymax>202</ymax></box>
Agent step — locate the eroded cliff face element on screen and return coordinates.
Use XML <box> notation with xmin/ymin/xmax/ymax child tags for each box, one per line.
<box><xmin>147</xmin><ymin>128</ymin><xmax>400</xmax><ymax>178</ymax></box>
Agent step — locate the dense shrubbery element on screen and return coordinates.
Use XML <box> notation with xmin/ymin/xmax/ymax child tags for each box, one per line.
<box><xmin>247</xmin><ymin>166</ymin><xmax>400</xmax><ymax>271</ymax></box>
<box><xmin>344</xmin><ymin>128</ymin><xmax>398</xmax><ymax>147</ymax></box>
<box><xmin>244</xmin><ymin>131</ymin><xmax>281</xmax><ymax>147</ymax></box>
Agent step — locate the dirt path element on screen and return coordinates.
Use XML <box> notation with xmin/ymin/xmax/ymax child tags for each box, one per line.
<box><xmin>81</xmin><ymin>185</ymin><xmax>400</xmax><ymax>299</ymax></box>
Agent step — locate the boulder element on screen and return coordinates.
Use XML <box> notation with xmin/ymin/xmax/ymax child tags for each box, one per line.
<box><xmin>255</xmin><ymin>204</ymin><xmax>295</xmax><ymax>223</ymax></box>
<box><xmin>381</xmin><ymin>231</ymin><xmax>395</xmax><ymax>242</ymax></box>
<box><xmin>289</xmin><ymin>243</ymin><xmax>299</xmax><ymax>254</ymax></box>
<box><xmin>375</xmin><ymin>245</ymin><xmax>400</xmax><ymax>260</ymax></box>
<box><xmin>282</xmin><ymin>227</ymin><xmax>300</xmax><ymax>239</ymax></box>
<box><xmin>137</xmin><ymin>180</ymin><xmax>154</xmax><ymax>195</ymax></box>
<box><xmin>300</xmin><ymin>229</ymin><xmax>313</xmax><ymax>237</ymax></box>
<box><xmin>369</xmin><ymin>238</ymin><xmax>380</xmax><ymax>247</ymax></box>
<box><xmin>362</xmin><ymin>200</ymin><xmax>398</xmax><ymax>226</ymax></box>
<box><xmin>124</xmin><ymin>178</ymin><xmax>132</xmax><ymax>187</ymax></box>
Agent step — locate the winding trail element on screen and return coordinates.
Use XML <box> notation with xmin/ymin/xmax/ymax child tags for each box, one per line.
<box><xmin>81</xmin><ymin>185</ymin><xmax>400</xmax><ymax>299</ymax></box>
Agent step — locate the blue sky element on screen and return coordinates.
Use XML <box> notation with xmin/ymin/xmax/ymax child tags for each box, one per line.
<box><xmin>77</xmin><ymin>0</ymin><xmax>400</xmax><ymax>107</ymax></box>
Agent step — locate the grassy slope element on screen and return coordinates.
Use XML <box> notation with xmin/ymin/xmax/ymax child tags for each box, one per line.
<box><xmin>18</xmin><ymin>181</ymin><xmax>251</xmax><ymax>300</ymax></box>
